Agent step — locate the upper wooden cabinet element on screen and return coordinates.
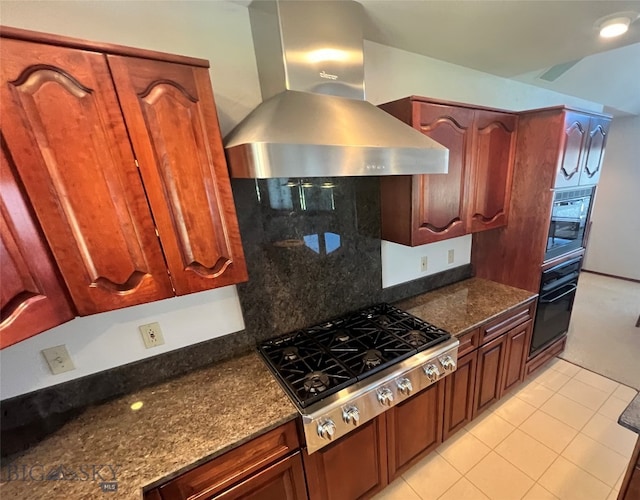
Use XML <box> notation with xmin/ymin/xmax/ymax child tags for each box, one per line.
<box><xmin>555</xmin><ymin>112</ymin><xmax>610</xmax><ymax>189</ymax></box>
<box><xmin>0</xmin><ymin>142</ymin><xmax>75</xmax><ymax>348</ymax></box>
<box><xmin>379</xmin><ymin>97</ymin><xmax>517</xmax><ymax>246</ymax></box>
<box><xmin>0</xmin><ymin>28</ymin><xmax>247</xmax><ymax>318</ymax></box>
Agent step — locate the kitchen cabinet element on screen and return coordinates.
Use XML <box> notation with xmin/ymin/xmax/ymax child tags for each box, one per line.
<box><xmin>379</xmin><ymin>97</ymin><xmax>517</xmax><ymax>246</ymax></box>
<box><xmin>387</xmin><ymin>380</ymin><xmax>444</xmax><ymax>480</ymax></box>
<box><xmin>0</xmin><ymin>28</ymin><xmax>247</xmax><ymax>318</ymax></box>
<box><xmin>303</xmin><ymin>415</ymin><xmax>388</xmax><ymax>500</ymax></box>
<box><xmin>502</xmin><ymin>320</ymin><xmax>533</xmax><ymax>393</ymax></box>
<box><xmin>0</xmin><ymin>144</ymin><xmax>75</xmax><ymax>348</ymax></box>
<box><xmin>473</xmin><ymin>334</ymin><xmax>507</xmax><ymax>416</ymax></box>
<box><xmin>151</xmin><ymin>420</ymin><xmax>306</xmax><ymax>500</ymax></box>
<box><xmin>442</xmin><ymin>350</ymin><xmax>477</xmax><ymax>440</ymax></box>
<box><xmin>618</xmin><ymin>436</ymin><xmax>640</xmax><ymax>500</ymax></box>
<box><xmin>581</xmin><ymin>116</ymin><xmax>609</xmax><ymax>186</ymax></box>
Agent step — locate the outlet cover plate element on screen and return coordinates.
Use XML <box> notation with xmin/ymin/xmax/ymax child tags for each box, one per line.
<box><xmin>138</xmin><ymin>322</ymin><xmax>165</xmax><ymax>348</ymax></box>
<box><xmin>447</xmin><ymin>249</ymin><xmax>455</xmax><ymax>264</ymax></box>
<box><xmin>41</xmin><ymin>345</ymin><xmax>75</xmax><ymax>375</ymax></box>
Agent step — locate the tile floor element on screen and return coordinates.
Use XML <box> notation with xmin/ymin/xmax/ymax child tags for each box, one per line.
<box><xmin>373</xmin><ymin>357</ymin><xmax>638</xmax><ymax>500</ymax></box>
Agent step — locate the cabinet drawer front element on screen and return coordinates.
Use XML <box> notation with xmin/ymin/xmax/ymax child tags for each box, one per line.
<box><xmin>457</xmin><ymin>328</ymin><xmax>480</xmax><ymax>357</ymax></box>
<box><xmin>159</xmin><ymin>421</ymin><xmax>299</xmax><ymax>500</ymax></box>
<box><xmin>481</xmin><ymin>301</ymin><xmax>535</xmax><ymax>345</ymax></box>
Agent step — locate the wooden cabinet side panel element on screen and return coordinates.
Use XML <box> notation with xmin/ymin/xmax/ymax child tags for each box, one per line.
<box><xmin>107</xmin><ymin>55</ymin><xmax>247</xmax><ymax>295</ymax></box>
<box><xmin>388</xmin><ymin>380</ymin><xmax>444</xmax><ymax>480</ymax></box>
<box><xmin>443</xmin><ymin>350</ymin><xmax>477</xmax><ymax>441</ymax></box>
<box><xmin>468</xmin><ymin>111</ymin><xmax>517</xmax><ymax>232</ymax></box>
<box><xmin>0</xmin><ymin>39</ymin><xmax>173</xmax><ymax>314</ymax></box>
<box><xmin>473</xmin><ymin>335</ymin><xmax>506</xmax><ymax>417</ymax></box>
<box><xmin>303</xmin><ymin>415</ymin><xmax>388</xmax><ymax>500</ymax></box>
<box><xmin>0</xmin><ymin>142</ymin><xmax>75</xmax><ymax>347</ymax></box>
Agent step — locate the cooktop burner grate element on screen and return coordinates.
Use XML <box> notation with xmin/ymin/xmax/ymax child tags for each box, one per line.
<box><xmin>258</xmin><ymin>303</ymin><xmax>451</xmax><ymax>408</ymax></box>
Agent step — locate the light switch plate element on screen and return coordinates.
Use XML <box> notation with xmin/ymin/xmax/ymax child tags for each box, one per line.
<box><xmin>41</xmin><ymin>345</ymin><xmax>75</xmax><ymax>375</ymax></box>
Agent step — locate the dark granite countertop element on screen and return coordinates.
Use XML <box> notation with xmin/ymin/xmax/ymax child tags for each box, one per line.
<box><xmin>396</xmin><ymin>277</ymin><xmax>537</xmax><ymax>337</ymax></box>
<box><xmin>0</xmin><ymin>353</ymin><xmax>297</xmax><ymax>499</ymax></box>
<box><xmin>619</xmin><ymin>393</ymin><xmax>640</xmax><ymax>435</ymax></box>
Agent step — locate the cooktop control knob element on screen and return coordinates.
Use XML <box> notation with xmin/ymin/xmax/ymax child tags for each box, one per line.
<box><xmin>377</xmin><ymin>387</ymin><xmax>394</xmax><ymax>406</ymax></box>
<box><xmin>317</xmin><ymin>418</ymin><xmax>336</xmax><ymax>440</ymax></box>
<box><xmin>440</xmin><ymin>355</ymin><xmax>456</xmax><ymax>372</ymax></box>
<box><xmin>342</xmin><ymin>405</ymin><xmax>360</xmax><ymax>426</ymax></box>
<box><xmin>423</xmin><ymin>364</ymin><xmax>440</xmax><ymax>382</ymax></box>
<box><xmin>397</xmin><ymin>377</ymin><xmax>413</xmax><ymax>396</ymax></box>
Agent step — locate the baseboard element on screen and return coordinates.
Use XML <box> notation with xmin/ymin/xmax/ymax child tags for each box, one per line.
<box><xmin>581</xmin><ymin>269</ymin><xmax>640</xmax><ymax>284</ymax></box>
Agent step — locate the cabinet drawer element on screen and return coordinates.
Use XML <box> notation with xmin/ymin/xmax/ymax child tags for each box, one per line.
<box><xmin>481</xmin><ymin>301</ymin><xmax>535</xmax><ymax>345</ymax></box>
<box><xmin>457</xmin><ymin>328</ymin><xmax>480</xmax><ymax>357</ymax></box>
<box><xmin>159</xmin><ymin>420</ymin><xmax>299</xmax><ymax>500</ymax></box>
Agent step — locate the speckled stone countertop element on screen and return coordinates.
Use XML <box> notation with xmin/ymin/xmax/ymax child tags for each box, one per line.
<box><xmin>0</xmin><ymin>353</ymin><xmax>297</xmax><ymax>499</ymax></box>
<box><xmin>619</xmin><ymin>392</ymin><xmax>640</xmax><ymax>434</ymax></box>
<box><xmin>396</xmin><ymin>277</ymin><xmax>537</xmax><ymax>337</ymax></box>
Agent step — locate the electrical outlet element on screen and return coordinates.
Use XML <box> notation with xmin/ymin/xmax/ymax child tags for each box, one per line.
<box><xmin>41</xmin><ymin>345</ymin><xmax>75</xmax><ymax>375</ymax></box>
<box><xmin>138</xmin><ymin>322</ymin><xmax>165</xmax><ymax>349</ymax></box>
<box><xmin>420</xmin><ymin>255</ymin><xmax>428</xmax><ymax>272</ymax></box>
<box><xmin>447</xmin><ymin>249</ymin><xmax>455</xmax><ymax>264</ymax></box>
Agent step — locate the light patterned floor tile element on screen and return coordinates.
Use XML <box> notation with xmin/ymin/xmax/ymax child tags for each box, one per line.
<box><xmin>466</xmin><ymin>451</ymin><xmax>534</xmax><ymax>500</ymax></box>
<box><xmin>495</xmin><ymin>429</ymin><xmax>558</xmax><ymax>480</ymax></box>
<box><xmin>582</xmin><ymin>413</ymin><xmax>637</xmax><ymax>457</ymax></box>
<box><xmin>539</xmin><ymin>456</ymin><xmax>611</xmax><ymax>500</ymax></box>
<box><xmin>549</xmin><ymin>358</ymin><xmax>581</xmax><ymax>377</ymax></box>
<box><xmin>573</xmin><ymin>369</ymin><xmax>620</xmax><ymax>395</ymax></box>
<box><xmin>534</xmin><ymin>369</ymin><xmax>571</xmax><ymax>391</ymax></box>
<box><xmin>437</xmin><ymin>429</ymin><xmax>491</xmax><ymax>474</ymax></box>
<box><xmin>606</xmin><ymin>488</ymin><xmax>620</xmax><ymax>500</ymax></box>
<box><xmin>612</xmin><ymin>384</ymin><xmax>638</xmax><ymax>404</ymax></box>
<box><xmin>540</xmin><ymin>393</ymin><xmax>595</xmax><ymax>430</ymax></box>
<box><xmin>514</xmin><ymin>382</ymin><xmax>555</xmax><ymax>408</ymax></box>
<box><xmin>519</xmin><ymin>410</ymin><xmax>578</xmax><ymax>453</ymax></box>
<box><xmin>598</xmin><ymin>395</ymin><xmax>632</xmax><ymax>421</ymax></box>
<box><xmin>437</xmin><ymin>477</ymin><xmax>490</xmax><ymax>500</ymax></box>
<box><xmin>615</xmin><ymin>470</ymin><xmax>624</xmax><ymax>490</ymax></box>
<box><xmin>402</xmin><ymin>452</ymin><xmax>461</xmax><ymax>500</ymax></box>
<box><xmin>558</xmin><ymin>378</ymin><xmax>610</xmax><ymax>411</ymax></box>
<box><xmin>493</xmin><ymin>395</ymin><xmax>537</xmax><ymax>427</ymax></box>
<box><xmin>522</xmin><ymin>483</ymin><xmax>559</xmax><ymax>500</ymax></box>
<box><xmin>561</xmin><ymin>433</ymin><xmax>628</xmax><ymax>487</ymax></box>
<box><xmin>372</xmin><ymin>477</ymin><xmax>421</xmax><ymax>500</ymax></box>
<box><xmin>465</xmin><ymin>411</ymin><xmax>515</xmax><ymax>448</ymax></box>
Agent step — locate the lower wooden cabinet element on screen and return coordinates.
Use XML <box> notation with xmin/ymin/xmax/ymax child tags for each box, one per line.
<box><xmin>618</xmin><ymin>435</ymin><xmax>640</xmax><ymax>500</ymax></box>
<box><xmin>502</xmin><ymin>320</ymin><xmax>533</xmax><ymax>394</ymax></box>
<box><xmin>303</xmin><ymin>416</ymin><xmax>388</xmax><ymax>500</ymax></box>
<box><xmin>387</xmin><ymin>380</ymin><xmax>444</xmax><ymax>480</ymax></box>
<box><xmin>443</xmin><ymin>350</ymin><xmax>477</xmax><ymax>440</ymax></box>
<box><xmin>474</xmin><ymin>334</ymin><xmax>507</xmax><ymax>417</ymax></box>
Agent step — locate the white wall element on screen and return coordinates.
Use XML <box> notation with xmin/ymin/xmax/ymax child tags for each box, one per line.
<box><xmin>364</xmin><ymin>40</ymin><xmax>604</xmax><ymax>286</ymax></box>
<box><xmin>583</xmin><ymin>116</ymin><xmax>640</xmax><ymax>280</ymax></box>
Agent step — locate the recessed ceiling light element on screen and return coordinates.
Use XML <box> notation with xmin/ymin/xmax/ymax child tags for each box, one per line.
<box><xmin>599</xmin><ymin>17</ymin><xmax>631</xmax><ymax>38</ymax></box>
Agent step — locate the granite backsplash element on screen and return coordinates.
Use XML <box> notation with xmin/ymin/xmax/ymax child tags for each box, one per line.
<box><xmin>2</xmin><ymin>176</ymin><xmax>472</xmax><ymax>457</ymax></box>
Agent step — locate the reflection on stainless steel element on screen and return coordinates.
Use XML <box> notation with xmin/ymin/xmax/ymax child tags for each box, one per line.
<box><xmin>224</xmin><ymin>1</ymin><xmax>448</xmax><ymax>178</ymax></box>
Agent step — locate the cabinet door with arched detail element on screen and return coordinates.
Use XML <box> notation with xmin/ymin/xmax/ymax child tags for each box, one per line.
<box><xmin>468</xmin><ymin>111</ymin><xmax>518</xmax><ymax>232</ymax></box>
<box><xmin>580</xmin><ymin>117</ymin><xmax>610</xmax><ymax>187</ymax></box>
<box><xmin>0</xmin><ymin>39</ymin><xmax>174</xmax><ymax>315</ymax></box>
<box><xmin>556</xmin><ymin>113</ymin><xmax>590</xmax><ymax>189</ymax></box>
<box><xmin>107</xmin><ymin>56</ymin><xmax>248</xmax><ymax>295</ymax></box>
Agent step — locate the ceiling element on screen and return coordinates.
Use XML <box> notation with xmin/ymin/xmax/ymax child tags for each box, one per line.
<box><xmin>359</xmin><ymin>0</ymin><xmax>640</xmax><ymax>116</ymax></box>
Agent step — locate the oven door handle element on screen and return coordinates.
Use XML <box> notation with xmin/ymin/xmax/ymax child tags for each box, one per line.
<box><xmin>540</xmin><ymin>284</ymin><xmax>578</xmax><ymax>304</ymax></box>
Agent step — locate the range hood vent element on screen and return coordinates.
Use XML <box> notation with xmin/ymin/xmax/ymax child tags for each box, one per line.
<box><xmin>224</xmin><ymin>0</ymin><xmax>448</xmax><ymax>178</ymax></box>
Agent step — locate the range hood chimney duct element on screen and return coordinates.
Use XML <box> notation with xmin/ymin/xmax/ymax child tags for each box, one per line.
<box><xmin>224</xmin><ymin>0</ymin><xmax>449</xmax><ymax>178</ymax></box>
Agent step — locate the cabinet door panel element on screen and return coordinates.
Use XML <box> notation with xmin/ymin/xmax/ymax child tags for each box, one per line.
<box><xmin>412</xmin><ymin>104</ymin><xmax>473</xmax><ymax>244</ymax></box>
<box><xmin>556</xmin><ymin>113</ymin><xmax>589</xmax><ymax>189</ymax></box>
<box><xmin>0</xmin><ymin>39</ymin><xmax>173</xmax><ymax>314</ymax></box>
<box><xmin>580</xmin><ymin>117</ymin><xmax>610</xmax><ymax>186</ymax></box>
<box><xmin>501</xmin><ymin>320</ymin><xmax>532</xmax><ymax>395</ymax></box>
<box><xmin>303</xmin><ymin>416</ymin><xmax>388</xmax><ymax>500</ymax></box>
<box><xmin>0</xmin><ymin>143</ymin><xmax>74</xmax><ymax>347</ymax></box>
<box><xmin>107</xmin><ymin>56</ymin><xmax>247</xmax><ymax>295</ymax></box>
<box><xmin>469</xmin><ymin>111</ymin><xmax>517</xmax><ymax>232</ymax></box>
<box><xmin>474</xmin><ymin>335</ymin><xmax>506</xmax><ymax>416</ymax></box>
<box><xmin>443</xmin><ymin>351</ymin><xmax>477</xmax><ymax>440</ymax></box>
<box><xmin>388</xmin><ymin>380</ymin><xmax>444</xmax><ymax>480</ymax></box>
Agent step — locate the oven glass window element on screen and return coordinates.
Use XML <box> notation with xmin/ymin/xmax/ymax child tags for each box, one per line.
<box><xmin>546</xmin><ymin>195</ymin><xmax>591</xmax><ymax>258</ymax></box>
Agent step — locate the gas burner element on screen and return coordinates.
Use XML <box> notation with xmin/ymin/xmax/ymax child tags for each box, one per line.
<box><xmin>303</xmin><ymin>371</ymin><xmax>330</xmax><ymax>394</ymax></box>
<box><xmin>377</xmin><ymin>315</ymin><xmax>391</xmax><ymax>326</ymax></box>
<box><xmin>282</xmin><ymin>347</ymin><xmax>299</xmax><ymax>361</ymax></box>
<box><xmin>362</xmin><ymin>349</ymin><xmax>382</xmax><ymax>368</ymax></box>
<box><xmin>334</xmin><ymin>330</ymin><xmax>351</xmax><ymax>343</ymax></box>
<box><xmin>406</xmin><ymin>330</ymin><xmax>428</xmax><ymax>347</ymax></box>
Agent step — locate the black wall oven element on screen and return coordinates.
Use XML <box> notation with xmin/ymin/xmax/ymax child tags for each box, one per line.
<box><xmin>530</xmin><ymin>256</ymin><xmax>582</xmax><ymax>356</ymax></box>
<box><xmin>545</xmin><ymin>187</ymin><xmax>594</xmax><ymax>261</ymax></box>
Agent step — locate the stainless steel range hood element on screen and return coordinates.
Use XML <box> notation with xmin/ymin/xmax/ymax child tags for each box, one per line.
<box><xmin>224</xmin><ymin>0</ymin><xmax>448</xmax><ymax>178</ymax></box>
